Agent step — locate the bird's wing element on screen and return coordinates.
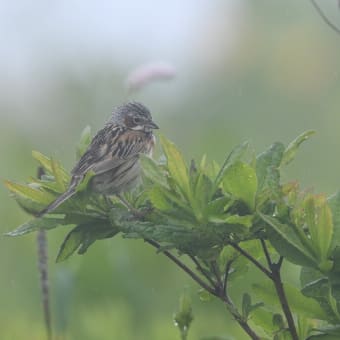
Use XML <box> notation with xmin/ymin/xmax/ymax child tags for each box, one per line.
<box><xmin>71</xmin><ymin>124</ymin><xmax>150</xmax><ymax>177</ymax></box>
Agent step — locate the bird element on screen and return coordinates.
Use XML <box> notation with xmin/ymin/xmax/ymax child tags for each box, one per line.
<box><xmin>38</xmin><ymin>101</ymin><xmax>159</xmax><ymax>217</ymax></box>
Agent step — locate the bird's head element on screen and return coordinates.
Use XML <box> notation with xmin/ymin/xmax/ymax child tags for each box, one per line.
<box><xmin>111</xmin><ymin>101</ymin><xmax>159</xmax><ymax>132</ymax></box>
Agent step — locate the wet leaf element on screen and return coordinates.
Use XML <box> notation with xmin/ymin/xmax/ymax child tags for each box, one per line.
<box><xmin>140</xmin><ymin>154</ymin><xmax>168</xmax><ymax>188</ymax></box>
<box><xmin>256</xmin><ymin>142</ymin><xmax>284</xmax><ymax>195</ymax></box>
<box><xmin>304</xmin><ymin>195</ymin><xmax>333</xmax><ymax>264</ymax></box>
<box><xmin>160</xmin><ymin>135</ymin><xmax>190</xmax><ymax>198</ymax></box>
<box><xmin>253</xmin><ymin>280</ymin><xmax>327</xmax><ymax>320</ymax></box>
<box><xmin>328</xmin><ymin>192</ymin><xmax>340</xmax><ymax>252</ymax></box>
<box><xmin>5</xmin><ymin>217</ymin><xmax>65</xmax><ymax>236</ymax></box>
<box><xmin>222</xmin><ymin>161</ymin><xmax>257</xmax><ymax>210</ymax></box>
<box><xmin>4</xmin><ymin>180</ymin><xmax>55</xmax><ymax>204</ymax></box>
<box><xmin>281</xmin><ymin>130</ymin><xmax>315</xmax><ymax>167</ymax></box>
<box><xmin>56</xmin><ymin>223</ymin><xmax>118</xmax><ymax>262</ymax></box>
<box><xmin>259</xmin><ymin>212</ymin><xmax>317</xmax><ymax>268</ymax></box>
<box><xmin>51</xmin><ymin>158</ymin><xmax>69</xmax><ymax>191</ymax></box>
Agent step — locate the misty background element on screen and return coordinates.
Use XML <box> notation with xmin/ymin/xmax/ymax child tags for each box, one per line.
<box><xmin>1</xmin><ymin>1</ymin><xmax>340</xmax><ymax>339</ymax></box>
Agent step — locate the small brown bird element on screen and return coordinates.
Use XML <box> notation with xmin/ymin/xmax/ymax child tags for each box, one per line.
<box><xmin>38</xmin><ymin>102</ymin><xmax>158</xmax><ymax>217</ymax></box>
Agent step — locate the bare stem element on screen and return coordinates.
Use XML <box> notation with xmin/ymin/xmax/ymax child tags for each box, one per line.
<box><xmin>209</xmin><ymin>260</ymin><xmax>220</xmax><ymax>283</ymax></box>
<box><xmin>188</xmin><ymin>255</ymin><xmax>217</xmax><ymax>288</ymax></box>
<box><xmin>223</xmin><ymin>261</ymin><xmax>233</xmax><ymax>295</ymax></box>
<box><xmin>220</xmin><ymin>294</ymin><xmax>261</xmax><ymax>340</ymax></box>
<box><xmin>271</xmin><ymin>260</ymin><xmax>298</xmax><ymax>340</ymax></box>
<box><xmin>144</xmin><ymin>239</ymin><xmax>216</xmax><ymax>296</ymax></box>
<box><xmin>145</xmin><ymin>238</ymin><xmax>260</xmax><ymax>340</ymax></box>
<box><xmin>260</xmin><ymin>240</ymin><xmax>298</xmax><ymax>340</ymax></box>
<box><xmin>229</xmin><ymin>242</ymin><xmax>273</xmax><ymax>279</ymax></box>
<box><xmin>260</xmin><ymin>239</ymin><xmax>272</xmax><ymax>267</ymax></box>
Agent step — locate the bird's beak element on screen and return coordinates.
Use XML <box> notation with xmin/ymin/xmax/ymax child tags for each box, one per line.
<box><xmin>147</xmin><ymin>120</ymin><xmax>159</xmax><ymax>129</ymax></box>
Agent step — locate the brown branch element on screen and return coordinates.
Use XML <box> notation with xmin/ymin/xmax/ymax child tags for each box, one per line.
<box><xmin>229</xmin><ymin>242</ymin><xmax>273</xmax><ymax>279</ymax></box>
<box><xmin>271</xmin><ymin>265</ymin><xmax>298</xmax><ymax>340</ymax></box>
<box><xmin>220</xmin><ymin>288</ymin><xmax>260</xmax><ymax>340</ymax></box>
<box><xmin>144</xmin><ymin>239</ymin><xmax>217</xmax><ymax>296</ymax></box>
<box><xmin>210</xmin><ymin>260</ymin><xmax>223</xmax><ymax>291</ymax></box>
<box><xmin>188</xmin><ymin>255</ymin><xmax>217</xmax><ymax>288</ymax></box>
<box><xmin>260</xmin><ymin>239</ymin><xmax>297</xmax><ymax>339</ymax></box>
<box><xmin>311</xmin><ymin>0</ymin><xmax>340</xmax><ymax>35</ymax></box>
<box><xmin>145</xmin><ymin>238</ymin><xmax>261</xmax><ymax>340</ymax></box>
<box><xmin>223</xmin><ymin>261</ymin><xmax>233</xmax><ymax>296</ymax></box>
<box><xmin>260</xmin><ymin>239</ymin><xmax>272</xmax><ymax>267</ymax></box>
<box><xmin>277</xmin><ymin>256</ymin><xmax>284</xmax><ymax>269</ymax></box>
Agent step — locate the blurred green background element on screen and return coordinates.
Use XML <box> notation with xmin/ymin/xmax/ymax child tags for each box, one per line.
<box><xmin>1</xmin><ymin>1</ymin><xmax>340</xmax><ymax>339</ymax></box>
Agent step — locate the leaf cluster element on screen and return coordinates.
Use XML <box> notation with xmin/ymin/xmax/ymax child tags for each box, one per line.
<box><xmin>5</xmin><ymin>128</ymin><xmax>340</xmax><ymax>339</ymax></box>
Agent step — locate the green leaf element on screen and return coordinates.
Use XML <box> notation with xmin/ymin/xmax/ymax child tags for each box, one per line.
<box><xmin>159</xmin><ymin>135</ymin><xmax>190</xmax><ymax>198</ymax></box>
<box><xmin>222</xmin><ymin>161</ymin><xmax>257</xmax><ymax>211</ymax></box>
<box><xmin>174</xmin><ymin>291</ymin><xmax>194</xmax><ymax>340</ymax></box>
<box><xmin>140</xmin><ymin>154</ymin><xmax>168</xmax><ymax>188</ymax></box>
<box><xmin>252</xmin><ymin>280</ymin><xmax>327</xmax><ymax>320</ymax></box>
<box><xmin>251</xmin><ymin>308</ymin><xmax>278</xmax><ymax>336</ymax></box>
<box><xmin>149</xmin><ymin>185</ymin><xmax>193</xmax><ymax>216</ymax></box>
<box><xmin>328</xmin><ymin>192</ymin><xmax>340</xmax><ymax>252</ymax></box>
<box><xmin>56</xmin><ymin>226</ymin><xmax>84</xmax><ymax>262</ymax></box>
<box><xmin>11</xmin><ymin>195</ymin><xmax>46</xmax><ymax>215</ymax></box>
<box><xmin>223</xmin><ymin>214</ymin><xmax>253</xmax><ymax>228</ymax></box>
<box><xmin>218</xmin><ymin>246</ymin><xmax>238</xmax><ymax>270</ymax></box>
<box><xmin>301</xmin><ymin>267</ymin><xmax>340</xmax><ymax>322</ymax></box>
<box><xmin>32</xmin><ymin>152</ymin><xmax>69</xmax><ymax>186</ymax></box>
<box><xmin>198</xmin><ymin>289</ymin><xmax>213</xmax><ymax>302</ymax></box>
<box><xmin>76</xmin><ymin>125</ymin><xmax>92</xmax><ymax>159</ymax></box>
<box><xmin>51</xmin><ymin>158</ymin><xmax>69</xmax><ymax>191</ymax></box>
<box><xmin>4</xmin><ymin>180</ymin><xmax>55</xmax><ymax>204</ymax></box>
<box><xmin>259</xmin><ymin>212</ymin><xmax>317</xmax><ymax>268</ymax></box>
<box><xmin>308</xmin><ymin>334</ymin><xmax>340</xmax><ymax>340</ymax></box>
<box><xmin>36</xmin><ymin>178</ymin><xmax>65</xmax><ymax>194</ymax></box>
<box><xmin>32</xmin><ymin>150</ymin><xmax>54</xmax><ymax>174</ymax></box>
<box><xmin>309</xmin><ymin>326</ymin><xmax>340</xmax><ymax>339</ymax></box>
<box><xmin>149</xmin><ymin>185</ymin><xmax>173</xmax><ymax>211</ymax></box>
<box><xmin>206</xmin><ymin>196</ymin><xmax>233</xmax><ymax>218</ymax></box>
<box><xmin>214</xmin><ymin>141</ymin><xmax>249</xmax><ymax>187</ymax></box>
<box><xmin>56</xmin><ymin>223</ymin><xmax>118</xmax><ymax>262</ymax></box>
<box><xmin>242</xmin><ymin>293</ymin><xmax>251</xmax><ymax>318</ymax></box>
<box><xmin>304</xmin><ymin>195</ymin><xmax>333</xmax><ymax>264</ymax></box>
<box><xmin>256</xmin><ymin>142</ymin><xmax>284</xmax><ymax>194</ymax></box>
<box><xmin>281</xmin><ymin>130</ymin><xmax>316</xmax><ymax>167</ymax></box>
<box><xmin>76</xmin><ymin>170</ymin><xmax>95</xmax><ymax>192</ymax></box>
<box><xmin>200</xmin><ymin>337</ymin><xmax>233</xmax><ymax>340</ymax></box>
<box><xmin>5</xmin><ymin>217</ymin><xmax>65</xmax><ymax>236</ymax></box>
<box><xmin>272</xmin><ymin>313</ymin><xmax>285</xmax><ymax>329</ymax></box>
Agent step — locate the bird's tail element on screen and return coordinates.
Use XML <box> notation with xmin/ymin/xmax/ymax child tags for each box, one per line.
<box><xmin>37</xmin><ymin>185</ymin><xmax>77</xmax><ymax>218</ymax></box>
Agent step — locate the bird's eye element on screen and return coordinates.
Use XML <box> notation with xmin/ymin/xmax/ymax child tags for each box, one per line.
<box><xmin>133</xmin><ymin>117</ymin><xmax>143</xmax><ymax>125</ymax></box>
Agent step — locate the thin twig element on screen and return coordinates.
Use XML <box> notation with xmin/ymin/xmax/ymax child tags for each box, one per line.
<box><xmin>145</xmin><ymin>238</ymin><xmax>261</xmax><ymax>340</ymax></box>
<box><xmin>188</xmin><ymin>255</ymin><xmax>217</xmax><ymax>288</ymax></box>
<box><xmin>260</xmin><ymin>239</ymin><xmax>272</xmax><ymax>267</ymax></box>
<box><xmin>220</xmin><ymin>294</ymin><xmax>260</xmax><ymax>340</ymax></box>
<box><xmin>259</xmin><ymin>239</ymin><xmax>297</xmax><ymax>338</ymax></box>
<box><xmin>229</xmin><ymin>242</ymin><xmax>273</xmax><ymax>279</ymax></box>
<box><xmin>271</xmin><ymin>266</ymin><xmax>298</xmax><ymax>340</ymax></box>
<box><xmin>277</xmin><ymin>256</ymin><xmax>284</xmax><ymax>268</ymax></box>
<box><xmin>311</xmin><ymin>0</ymin><xmax>340</xmax><ymax>35</ymax></box>
<box><xmin>223</xmin><ymin>261</ymin><xmax>233</xmax><ymax>296</ymax></box>
<box><xmin>144</xmin><ymin>239</ymin><xmax>217</xmax><ymax>296</ymax></box>
<box><xmin>210</xmin><ymin>261</ymin><xmax>223</xmax><ymax>291</ymax></box>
